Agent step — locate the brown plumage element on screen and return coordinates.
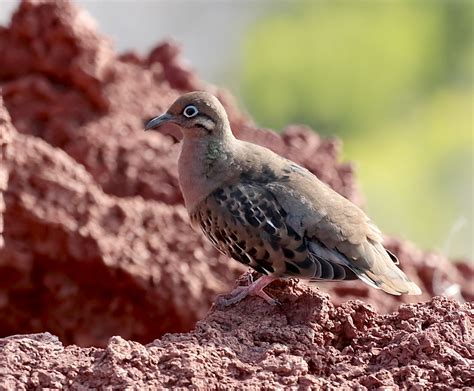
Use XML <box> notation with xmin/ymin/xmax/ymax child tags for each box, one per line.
<box><xmin>145</xmin><ymin>91</ymin><xmax>421</xmax><ymax>305</ymax></box>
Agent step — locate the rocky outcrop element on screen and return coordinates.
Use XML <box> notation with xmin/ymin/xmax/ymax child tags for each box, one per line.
<box><xmin>0</xmin><ymin>288</ymin><xmax>472</xmax><ymax>389</ymax></box>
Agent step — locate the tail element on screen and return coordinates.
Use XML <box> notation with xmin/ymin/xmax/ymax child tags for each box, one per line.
<box><xmin>352</xmin><ymin>242</ymin><xmax>422</xmax><ymax>296</ymax></box>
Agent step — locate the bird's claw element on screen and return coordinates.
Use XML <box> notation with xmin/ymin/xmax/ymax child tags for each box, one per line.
<box><xmin>215</xmin><ymin>274</ymin><xmax>280</xmax><ymax>308</ymax></box>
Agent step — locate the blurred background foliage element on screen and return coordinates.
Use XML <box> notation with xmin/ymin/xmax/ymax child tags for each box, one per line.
<box><xmin>237</xmin><ymin>0</ymin><xmax>473</xmax><ymax>260</ymax></box>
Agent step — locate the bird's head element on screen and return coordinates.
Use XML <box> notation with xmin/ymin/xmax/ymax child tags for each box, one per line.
<box><xmin>145</xmin><ymin>91</ymin><xmax>231</xmax><ymax>140</ymax></box>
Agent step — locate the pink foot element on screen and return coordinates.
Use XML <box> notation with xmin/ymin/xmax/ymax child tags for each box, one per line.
<box><xmin>217</xmin><ymin>274</ymin><xmax>279</xmax><ymax>307</ymax></box>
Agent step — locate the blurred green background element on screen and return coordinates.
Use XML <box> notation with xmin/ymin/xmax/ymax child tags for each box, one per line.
<box><xmin>235</xmin><ymin>0</ymin><xmax>473</xmax><ymax>260</ymax></box>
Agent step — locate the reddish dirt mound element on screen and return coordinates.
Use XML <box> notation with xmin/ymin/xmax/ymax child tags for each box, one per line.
<box><xmin>0</xmin><ymin>1</ymin><xmax>472</xmax><ymax>387</ymax></box>
<box><xmin>0</xmin><ymin>287</ymin><xmax>472</xmax><ymax>389</ymax></box>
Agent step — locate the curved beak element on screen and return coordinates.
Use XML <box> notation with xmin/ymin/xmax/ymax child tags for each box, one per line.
<box><xmin>144</xmin><ymin>113</ymin><xmax>174</xmax><ymax>131</ymax></box>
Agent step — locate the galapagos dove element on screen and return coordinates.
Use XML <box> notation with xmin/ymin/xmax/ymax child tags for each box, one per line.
<box><xmin>145</xmin><ymin>91</ymin><xmax>421</xmax><ymax>305</ymax></box>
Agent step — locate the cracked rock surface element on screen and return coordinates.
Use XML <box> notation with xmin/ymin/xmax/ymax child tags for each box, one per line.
<box><xmin>0</xmin><ymin>287</ymin><xmax>472</xmax><ymax>389</ymax></box>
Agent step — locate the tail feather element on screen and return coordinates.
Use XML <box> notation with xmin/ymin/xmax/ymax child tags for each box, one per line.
<box><xmin>354</xmin><ymin>268</ymin><xmax>422</xmax><ymax>295</ymax></box>
<box><xmin>352</xmin><ymin>242</ymin><xmax>422</xmax><ymax>296</ymax></box>
<box><xmin>307</xmin><ymin>238</ymin><xmax>422</xmax><ymax>296</ymax></box>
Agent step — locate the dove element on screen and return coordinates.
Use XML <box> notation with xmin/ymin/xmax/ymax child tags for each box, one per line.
<box><xmin>145</xmin><ymin>91</ymin><xmax>421</xmax><ymax>306</ymax></box>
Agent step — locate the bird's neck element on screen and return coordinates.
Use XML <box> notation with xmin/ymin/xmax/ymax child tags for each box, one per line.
<box><xmin>178</xmin><ymin>134</ymin><xmax>238</xmax><ymax>213</ymax></box>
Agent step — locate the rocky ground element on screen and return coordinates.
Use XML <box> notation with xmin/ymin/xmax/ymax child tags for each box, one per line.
<box><xmin>1</xmin><ymin>288</ymin><xmax>472</xmax><ymax>389</ymax></box>
<box><xmin>0</xmin><ymin>1</ymin><xmax>472</xmax><ymax>389</ymax></box>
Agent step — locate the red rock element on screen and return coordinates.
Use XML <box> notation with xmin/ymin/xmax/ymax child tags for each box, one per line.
<box><xmin>0</xmin><ymin>288</ymin><xmax>472</xmax><ymax>389</ymax></box>
<box><xmin>0</xmin><ymin>96</ymin><xmax>14</xmax><ymax>249</ymax></box>
<box><xmin>147</xmin><ymin>40</ymin><xmax>203</xmax><ymax>91</ymax></box>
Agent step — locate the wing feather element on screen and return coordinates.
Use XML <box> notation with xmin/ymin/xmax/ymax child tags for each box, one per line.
<box><xmin>264</xmin><ymin>175</ymin><xmax>421</xmax><ymax>295</ymax></box>
<box><xmin>192</xmin><ymin>182</ymin><xmax>357</xmax><ymax>282</ymax></box>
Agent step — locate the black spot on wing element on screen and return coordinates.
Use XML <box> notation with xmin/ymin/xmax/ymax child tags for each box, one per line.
<box><xmin>263</xmin><ymin>222</ymin><xmax>277</xmax><ymax>235</ymax></box>
<box><xmin>244</xmin><ymin>210</ymin><xmax>260</xmax><ymax>227</ymax></box>
<box><xmin>214</xmin><ymin>188</ymin><xmax>227</xmax><ymax>201</ymax></box>
<box><xmin>286</xmin><ymin>225</ymin><xmax>301</xmax><ymax>240</ymax></box>
<box><xmin>285</xmin><ymin>261</ymin><xmax>301</xmax><ymax>275</ymax></box>
<box><xmin>261</xmin><ymin>165</ymin><xmax>279</xmax><ymax>182</ymax></box>
<box><xmin>214</xmin><ymin>230</ymin><xmax>226</xmax><ymax>243</ymax></box>
<box><xmin>295</xmin><ymin>257</ymin><xmax>314</xmax><ymax>270</ymax></box>
<box><xmin>253</xmin><ymin>264</ymin><xmax>269</xmax><ymax>275</ymax></box>
<box><xmin>278</xmin><ymin>207</ymin><xmax>288</xmax><ymax>218</ymax></box>
<box><xmin>295</xmin><ymin>242</ymin><xmax>307</xmax><ymax>252</ymax></box>
<box><xmin>230</xmin><ymin>251</ymin><xmax>251</xmax><ymax>265</ymax></box>
<box><xmin>269</xmin><ymin>239</ymin><xmax>280</xmax><ymax>251</ymax></box>
<box><xmin>240</xmin><ymin>164</ymin><xmax>290</xmax><ymax>185</ymax></box>
<box><xmin>255</xmin><ymin>259</ymin><xmax>275</xmax><ymax>274</ymax></box>
<box><xmin>230</xmin><ymin>188</ymin><xmax>244</xmax><ymax>200</ymax></box>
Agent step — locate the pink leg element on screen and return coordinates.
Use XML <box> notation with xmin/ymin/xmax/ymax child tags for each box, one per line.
<box><xmin>217</xmin><ymin>275</ymin><xmax>279</xmax><ymax>307</ymax></box>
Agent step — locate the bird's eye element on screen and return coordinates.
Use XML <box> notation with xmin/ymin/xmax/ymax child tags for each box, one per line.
<box><xmin>183</xmin><ymin>105</ymin><xmax>199</xmax><ymax>118</ymax></box>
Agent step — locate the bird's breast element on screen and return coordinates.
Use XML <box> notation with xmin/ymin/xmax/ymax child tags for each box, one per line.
<box><xmin>178</xmin><ymin>138</ymin><xmax>231</xmax><ymax>213</ymax></box>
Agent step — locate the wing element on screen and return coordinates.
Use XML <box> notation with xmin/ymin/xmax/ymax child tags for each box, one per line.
<box><xmin>265</xmin><ymin>173</ymin><xmax>421</xmax><ymax>295</ymax></box>
<box><xmin>191</xmin><ymin>182</ymin><xmax>358</xmax><ymax>281</ymax></box>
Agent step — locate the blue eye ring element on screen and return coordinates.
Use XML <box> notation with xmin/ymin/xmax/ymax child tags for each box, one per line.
<box><xmin>183</xmin><ymin>105</ymin><xmax>199</xmax><ymax>118</ymax></box>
